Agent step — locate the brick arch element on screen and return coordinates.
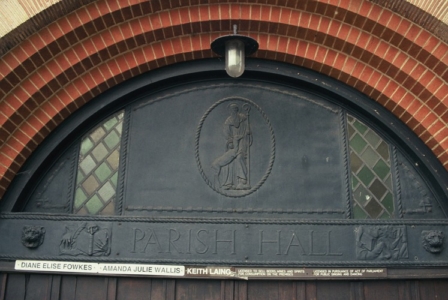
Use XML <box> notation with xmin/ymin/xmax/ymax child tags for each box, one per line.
<box><xmin>0</xmin><ymin>0</ymin><xmax>447</xmax><ymax>198</ymax></box>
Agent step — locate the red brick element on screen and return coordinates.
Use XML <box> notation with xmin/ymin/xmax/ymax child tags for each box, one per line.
<box><xmin>383</xmin><ymin>45</ymin><xmax>399</xmax><ymax>64</ymax></box>
<box><xmin>95</xmin><ymin>1</ymin><xmax>111</xmax><ymax>15</ymax></box>
<box><xmin>107</xmin><ymin>0</ymin><xmax>121</xmax><ymax>12</ymax></box>
<box><xmin>421</xmin><ymin>111</ymin><xmax>439</xmax><ymax>129</ymax></box>
<box><xmin>431</xmin><ymin>42</ymin><xmax>448</xmax><ymax>63</ymax></box>
<box><xmin>426</xmin><ymin>77</ymin><xmax>444</xmax><ymax>95</ymax></box>
<box><xmin>219</xmin><ymin>4</ymin><xmax>230</xmax><ymax>21</ymax></box>
<box><xmin>434</xmin><ymin>127</ymin><xmax>448</xmax><ymax>143</ymax></box>
<box><xmin>383</xmin><ymin>80</ymin><xmax>401</xmax><ymax>100</ymax></box>
<box><xmin>19</xmin><ymin>121</ymin><xmax>39</xmax><ymax>138</ymax></box>
<box><xmin>440</xmin><ymin>138</ymin><xmax>448</xmax><ymax>151</ymax></box>
<box><xmin>58</xmin><ymin>88</ymin><xmax>77</xmax><ymax>109</ymax></box>
<box><xmin>397</xmin><ymin>93</ymin><xmax>416</xmax><ymax>110</ymax></box>
<box><xmin>441</xmin><ymin>110</ymin><xmax>448</xmax><ymax>124</ymax></box>
<box><xmin>435</xmin><ymin>85</ymin><xmax>448</xmax><ymax>102</ymax></box>
<box><xmin>346</xmin><ymin>27</ymin><xmax>361</xmax><ymax>46</ymax></box>
<box><xmin>428</xmin><ymin>119</ymin><xmax>446</xmax><ymax>136</ymax></box>
<box><xmin>1</xmin><ymin>142</ymin><xmax>20</xmax><ymax>162</ymax></box>
<box><xmin>321</xmin><ymin>48</ymin><xmax>336</xmax><ymax>66</ymax></box>
<box><xmin>399</xmin><ymin>57</ymin><xmax>418</xmax><ymax>75</ymax></box>
<box><xmin>414</xmin><ymin>105</ymin><xmax>431</xmax><ymax>122</ymax></box>
<box><xmin>304</xmin><ymin>43</ymin><xmax>318</xmax><ymax>60</ymax></box>
<box><xmin>406</xmin><ymin>99</ymin><xmax>423</xmax><ymax>116</ymax></box>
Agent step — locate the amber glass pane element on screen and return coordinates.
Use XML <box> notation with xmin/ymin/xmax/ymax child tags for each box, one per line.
<box><xmin>74</xmin><ymin>111</ymin><xmax>124</xmax><ymax>215</ymax></box>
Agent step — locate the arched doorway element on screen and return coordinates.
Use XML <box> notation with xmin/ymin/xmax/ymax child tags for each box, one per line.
<box><xmin>1</xmin><ymin>60</ymin><xmax>447</xmax><ymax>299</ymax></box>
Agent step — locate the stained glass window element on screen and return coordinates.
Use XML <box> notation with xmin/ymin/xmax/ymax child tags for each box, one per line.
<box><xmin>347</xmin><ymin>115</ymin><xmax>394</xmax><ymax>219</ymax></box>
<box><xmin>73</xmin><ymin>111</ymin><xmax>124</xmax><ymax>215</ymax></box>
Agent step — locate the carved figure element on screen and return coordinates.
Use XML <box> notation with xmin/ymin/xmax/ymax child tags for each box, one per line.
<box><xmin>355</xmin><ymin>226</ymin><xmax>408</xmax><ymax>260</ymax></box>
<box><xmin>212</xmin><ymin>103</ymin><xmax>252</xmax><ymax>190</ymax></box>
<box><xmin>21</xmin><ymin>226</ymin><xmax>46</xmax><ymax>248</ymax></box>
<box><xmin>60</xmin><ymin>223</ymin><xmax>110</xmax><ymax>256</ymax></box>
<box><xmin>421</xmin><ymin>230</ymin><xmax>444</xmax><ymax>253</ymax></box>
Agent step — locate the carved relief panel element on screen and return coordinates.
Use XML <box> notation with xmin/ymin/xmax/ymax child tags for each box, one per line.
<box><xmin>124</xmin><ymin>83</ymin><xmax>347</xmax><ymax>218</ymax></box>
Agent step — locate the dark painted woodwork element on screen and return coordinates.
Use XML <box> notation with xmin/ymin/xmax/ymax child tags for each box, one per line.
<box><xmin>1</xmin><ymin>273</ymin><xmax>447</xmax><ymax>300</ymax></box>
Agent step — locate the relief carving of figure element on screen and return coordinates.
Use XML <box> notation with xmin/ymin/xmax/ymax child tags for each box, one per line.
<box><xmin>60</xmin><ymin>223</ymin><xmax>110</xmax><ymax>256</ymax></box>
<box><xmin>421</xmin><ymin>230</ymin><xmax>444</xmax><ymax>253</ymax></box>
<box><xmin>355</xmin><ymin>226</ymin><xmax>408</xmax><ymax>260</ymax></box>
<box><xmin>212</xmin><ymin>103</ymin><xmax>252</xmax><ymax>190</ymax></box>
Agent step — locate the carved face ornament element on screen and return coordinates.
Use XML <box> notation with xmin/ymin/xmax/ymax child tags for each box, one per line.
<box><xmin>21</xmin><ymin>226</ymin><xmax>46</xmax><ymax>249</ymax></box>
<box><xmin>421</xmin><ymin>230</ymin><xmax>444</xmax><ymax>254</ymax></box>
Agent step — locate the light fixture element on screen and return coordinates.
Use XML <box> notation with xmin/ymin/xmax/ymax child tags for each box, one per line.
<box><xmin>211</xmin><ymin>25</ymin><xmax>259</xmax><ymax>78</ymax></box>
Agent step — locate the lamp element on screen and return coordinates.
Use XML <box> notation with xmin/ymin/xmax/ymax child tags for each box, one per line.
<box><xmin>211</xmin><ymin>25</ymin><xmax>259</xmax><ymax>77</ymax></box>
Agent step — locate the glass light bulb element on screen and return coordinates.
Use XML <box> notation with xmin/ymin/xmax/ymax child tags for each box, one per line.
<box><xmin>225</xmin><ymin>39</ymin><xmax>245</xmax><ymax>77</ymax></box>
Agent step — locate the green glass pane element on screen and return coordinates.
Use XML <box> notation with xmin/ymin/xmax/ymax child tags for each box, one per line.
<box><xmin>80</xmin><ymin>137</ymin><xmax>94</xmax><ymax>156</ymax></box>
<box><xmin>376</xmin><ymin>141</ymin><xmax>390</xmax><ymax>161</ymax></box>
<box><xmin>347</xmin><ymin>115</ymin><xmax>354</xmax><ymax>122</ymax></box>
<box><xmin>98</xmin><ymin>182</ymin><xmax>115</xmax><ymax>202</ymax></box>
<box><xmin>92</xmin><ymin>143</ymin><xmax>109</xmax><ymax>162</ymax></box>
<box><xmin>95</xmin><ymin>162</ymin><xmax>112</xmax><ymax>183</ymax></box>
<box><xmin>76</xmin><ymin>170</ymin><xmax>85</xmax><ymax>184</ymax></box>
<box><xmin>379</xmin><ymin>211</ymin><xmax>391</xmax><ymax>219</ymax></box>
<box><xmin>74</xmin><ymin>189</ymin><xmax>87</xmax><ymax>209</ymax></box>
<box><xmin>357</xmin><ymin>166</ymin><xmax>375</xmax><ymax>186</ymax></box>
<box><xmin>364</xmin><ymin>129</ymin><xmax>381</xmax><ymax>147</ymax></box>
<box><xmin>103</xmin><ymin>117</ymin><xmax>118</xmax><ymax>131</ymax></box>
<box><xmin>353</xmin><ymin>205</ymin><xmax>368</xmax><ymax>219</ymax></box>
<box><xmin>350</xmin><ymin>152</ymin><xmax>363</xmax><ymax>173</ymax></box>
<box><xmin>351</xmin><ymin>176</ymin><xmax>359</xmax><ymax>189</ymax></box>
<box><xmin>350</xmin><ymin>133</ymin><xmax>367</xmax><ymax>154</ymax></box>
<box><xmin>382</xmin><ymin>192</ymin><xmax>394</xmax><ymax>214</ymax></box>
<box><xmin>385</xmin><ymin>174</ymin><xmax>393</xmax><ymax>191</ymax></box>
<box><xmin>110</xmin><ymin>172</ymin><xmax>118</xmax><ymax>187</ymax></box>
<box><xmin>79</xmin><ymin>155</ymin><xmax>96</xmax><ymax>175</ymax></box>
<box><xmin>360</xmin><ymin>146</ymin><xmax>380</xmax><ymax>168</ymax></box>
<box><xmin>369</xmin><ymin>179</ymin><xmax>387</xmax><ymax>200</ymax></box>
<box><xmin>85</xmin><ymin>195</ymin><xmax>104</xmax><ymax>214</ymax></box>
<box><xmin>353</xmin><ymin>120</ymin><xmax>368</xmax><ymax>134</ymax></box>
<box><xmin>354</xmin><ymin>184</ymin><xmax>371</xmax><ymax>205</ymax></box>
<box><xmin>364</xmin><ymin>199</ymin><xmax>383</xmax><ymax>218</ymax></box>
<box><xmin>347</xmin><ymin>123</ymin><xmax>355</xmax><ymax>138</ymax></box>
<box><xmin>104</xmin><ymin>131</ymin><xmax>120</xmax><ymax>149</ymax></box>
<box><xmin>116</xmin><ymin>120</ymin><xmax>123</xmax><ymax>135</ymax></box>
<box><xmin>74</xmin><ymin>110</ymin><xmax>124</xmax><ymax>216</ymax></box>
<box><xmin>373</xmin><ymin>159</ymin><xmax>390</xmax><ymax>180</ymax></box>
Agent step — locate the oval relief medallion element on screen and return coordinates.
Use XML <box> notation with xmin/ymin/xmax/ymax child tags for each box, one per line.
<box><xmin>196</xmin><ymin>97</ymin><xmax>275</xmax><ymax>197</ymax></box>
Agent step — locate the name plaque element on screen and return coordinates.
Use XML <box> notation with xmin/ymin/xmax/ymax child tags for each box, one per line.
<box><xmin>15</xmin><ymin>260</ymin><xmax>387</xmax><ymax>279</ymax></box>
<box><xmin>15</xmin><ymin>260</ymin><xmax>184</xmax><ymax>276</ymax></box>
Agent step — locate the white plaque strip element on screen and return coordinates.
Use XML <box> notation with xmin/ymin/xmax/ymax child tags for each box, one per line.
<box><xmin>15</xmin><ymin>260</ymin><xmax>98</xmax><ymax>273</ymax></box>
<box><xmin>98</xmin><ymin>263</ymin><xmax>184</xmax><ymax>276</ymax></box>
<box><xmin>15</xmin><ymin>261</ymin><xmax>387</xmax><ymax>279</ymax></box>
<box><xmin>15</xmin><ymin>260</ymin><xmax>184</xmax><ymax>276</ymax></box>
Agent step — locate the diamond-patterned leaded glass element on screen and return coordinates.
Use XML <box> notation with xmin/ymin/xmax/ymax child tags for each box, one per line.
<box><xmin>74</xmin><ymin>111</ymin><xmax>124</xmax><ymax>215</ymax></box>
<box><xmin>347</xmin><ymin>115</ymin><xmax>394</xmax><ymax>219</ymax></box>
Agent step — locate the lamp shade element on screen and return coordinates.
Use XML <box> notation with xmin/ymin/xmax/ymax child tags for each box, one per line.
<box><xmin>225</xmin><ymin>39</ymin><xmax>245</xmax><ymax>78</ymax></box>
<box><xmin>210</xmin><ymin>26</ymin><xmax>258</xmax><ymax>78</ymax></box>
